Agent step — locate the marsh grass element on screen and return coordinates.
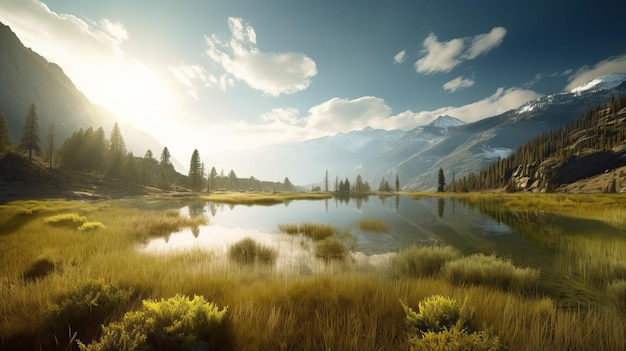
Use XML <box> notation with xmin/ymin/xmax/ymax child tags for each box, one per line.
<box><xmin>314</xmin><ymin>236</ymin><xmax>348</xmax><ymax>261</ymax></box>
<box><xmin>228</xmin><ymin>238</ymin><xmax>278</xmax><ymax>265</ymax></box>
<box><xmin>357</xmin><ymin>217</ymin><xmax>389</xmax><ymax>232</ymax></box>
<box><xmin>77</xmin><ymin>221</ymin><xmax>106</xmax><ymax>231</ymax></box>
<box><xmin>43</xmin><ymin>213</ymin><xmax>87</xmax><ymax>226</ymax></box>
<box><xmin>201</xmin><ymin>192</ymin><xmax>332</xmax><ymax>205</ymax></box>
<box><xmin>1</xmin><ymin>199</ymin><xmax>626</xmax><ymax>351</ymax></box>
<box><xmin>391</xmin><ymin>245</ymin><xmax>462</xmax><ymax>278</ymax></box>
<box><xmin>443</xmin><ymin>254</ymin><xmax>540</xmax><ymax>292</ymax></box>
<box><xmin>278</xmin><ymin>222</ymin><xmax>338</xmax><ymax>241</ymax></box>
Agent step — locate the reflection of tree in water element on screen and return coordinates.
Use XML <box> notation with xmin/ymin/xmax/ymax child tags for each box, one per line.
<box><xmin>208</xmin><ymin>203</ymin><xmax>218</xmax><ymax>217</ymax></box>
<box><xmin>395</xmin><ymin>195</ymin><xmax>400</xmax><ymax>211</ymax></box>
<box><xmin>187</xmin><ymin>202</ymin><xmax>207</xmax><ymax>238</ymax></box>
<box><xmin>437</xmin><ymin>198</ymin><xmax>445</xmax><ymax>218</ymax></box>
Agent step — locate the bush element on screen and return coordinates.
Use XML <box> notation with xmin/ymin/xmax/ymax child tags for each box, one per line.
<box><xmin>23</xmin><ymin>257</ymin><xmax>57</xmax><ymax>281</ymax></box>
<box><xmin>314</xmin><ymin>236</ymin><xmax>348</xmax><ymax>261</ymax></box>
<box><xmin>403</xmin><ymin>296</ymin><xmax>501</xmax><ymax>351</ymax></box>
<box><xmin>44</xmin><ymin>213</ymin><xmax>87</xmax><ymax>226</ymax></box>
<box><xmin>45</xmin><ymin>280</ymin><xmax>133</xmax><ymax>345</ymax></box>
<box><xmin>228</xmin><ymin>238</ymin><xmax>277</xmax><ymax>265</ymax></box>
<box><xmin>443</xmin><ymin>254</ymin><xmax>540</xmax><ymax>291</ymax></box>
<box><xmin>408</xmin><ymin>326</ymin><xmax>502</xmax><ymax>351</ymax></box>
<box><xmin>402</xmin><ymin>295</ymin><xmax>474</xmax><ymax>334</ymax></box>
<box><xmin>78</xmin><ymin>294</ymin><xmax>228</xmax><ymax>351</ymax></box>
<box><xmin>391</xmin><ymin>245</ymin><xmax>462</xmax><ymax>278</ymax></box>
<box><xmin>77</xmin><ymin>221</ymin><xmax>106</xmax><ymax>231</ymax></box>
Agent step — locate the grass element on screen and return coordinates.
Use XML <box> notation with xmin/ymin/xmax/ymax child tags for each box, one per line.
<box><xmin>278</xmin><ymin>222</ymin><xmax>338</xmax><ymax>241</ymax></box>
<box><xmin>1</xmin><ymin>198</ymin><xmax>626</xmax><ymax>350</ymax></box>
<box><xmin>228</xmin><ymin>238</ymin><xmax>278</xmax><ymax>265</ymax></box>
<box><xmin>357</xmin><ymin>217</ymin><xmax>389</xmax><ymax>232</ymax></box>
<box><xmin>390</xmin><ymin>245</ymin><xmax>462</xmax><ymax>278</ymax></box>
<box><xmin>200</xmin><ymin>192</ymin><xmax>332</xmax><ymax>205</ymax></box>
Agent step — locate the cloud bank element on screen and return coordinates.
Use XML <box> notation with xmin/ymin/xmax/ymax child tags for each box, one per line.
<box><xmin>414</xmin><ymin>27</ymin><xmax>507</xmax><ymax>74</ymax></box>
<box><xmin>205</xmin><ymin>17</ymin><xmax>318</xmax><ymax>96</ymax></box>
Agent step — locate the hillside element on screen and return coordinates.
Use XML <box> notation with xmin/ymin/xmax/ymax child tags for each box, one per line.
<box><xmin>450</xmin><ymin>94</ymin><xmax>626</xmax><ymax>193</ymax></box>
<box><xmin>0</xmin><ymin>22</ymin><xmax>164</xmax><ymax>159</ymax></box>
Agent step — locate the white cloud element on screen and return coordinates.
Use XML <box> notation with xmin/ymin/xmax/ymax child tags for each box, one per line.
<box><xmin>443</xmin><ymin>76</ymin><xmax>475</xmax><ymax>92</ymax></box>
<box><xmin>565</xmin><ymin>54</ymin><xmax>626</xmax><ymax>92</ymax></box>
<box><xmin>394</xmin><ymin>50</ymin><xmax>407</xmax><ymax>64</ymax></box>
<box><xmin>260</xmin><ymin>107</ymin><xmax>302</xmax><ymax>125</ymax></box>
<box><xmin>414</xmin><ymin>27</ymin><xmax>507</xmax><ymax>74</ymax></box>
<box><xmin>306</xmin><ymin>96</ymin><xmax>393</xmax><ymax>132</ymax></box>
<box><xmin>463</xmin><ymin>27</ymin><xmax>507</xmax><ymax>60</ymax></box>
<box><xmin>205</xmin><ymin>17</ymin><xmax>317</xmax><ymax>96</ymax></box>
<box><xmin>169</xmin><ymin>64</ymin><xmax>208</xmax><ymax>99</ymax></box>
<box><xmin>415</xmin><ymin>33</ymin><xmax>464</xmax><ymax>74</ymax></box>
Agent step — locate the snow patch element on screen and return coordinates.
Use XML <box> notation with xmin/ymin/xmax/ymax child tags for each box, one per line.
<box><xmin>570</xmin><ymin>73</ymin><xmax>626</xmax><ymax>94</ymax></box>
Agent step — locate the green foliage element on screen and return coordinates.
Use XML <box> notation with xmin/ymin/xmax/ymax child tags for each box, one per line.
<box><xmin>17</xmin><ymin>103</ymin><xmax>42</xmax><ymax>161</ymax></box>
<box><xmin>78</xmin><ymin>221</ymin><xmax>106</xmax><ymax>231</ymax></box>
<box><xmin>391</xmin><ymin>245</ymin><xmax>462</xmax><ymax>278</ymax></box>
<box><xmin>402</xmin><ymin>295</ymin><xmax>474</xmax><ymax>334</ymax></box>
<box><xmin>79</xmin><ymin>294</ymin><xmax>227</xmax><ymax>351</ymax></box>
<box><xmin>403</xmin><ymin>296</ymin><xmax>501</xmax><ymax>351</ymax></box>
<box><xmin>443</xmin><ymin>254</ymin><xmax>540</xmax><ymax>291</ymax></box>
<box><xmin>45</xmin><ymin>280</ymin><xmax>133</xmax><ymax>344</ymax></box>
<box><xmin>408</xmin><ymin>326</ymin><xmax>502</xmax><ymax>351</ymax></box>
<box><xmin>0</xmin><ymin>113</ymin><xmax>11</xmax><ymax>155</ymax></box>
<box><xmin>228</xmin><ymin>238</ymin><xmax>277</xmax><ymax>265</ymax></box>
<box><xmin>188</xmin><ymin>149</ymin><xmax>203</xmax><ymax>191</ymax></box>
<box><xmin>44</xmin><ymin>213</ymin><xmax>87</xmax><ymax>226</ymax></box>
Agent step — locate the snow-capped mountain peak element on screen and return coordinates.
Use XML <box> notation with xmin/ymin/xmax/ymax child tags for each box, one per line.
<box><xmin>570</xmin><ymin>73</ymin><xmax>626</xmax><ymax>94</ymax></box>
<box><xmin>428</xmin><ymin>115</ymin><xmax>466</xmax><ymax>129</ymax></box>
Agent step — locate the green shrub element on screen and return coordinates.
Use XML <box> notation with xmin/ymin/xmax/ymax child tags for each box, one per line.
<box><xmin>228</xmin><ymin>238</ymin><xmax>277</xmax><ymax>265</ymax></box>
<box><xmin>78</xmin><ymin>294</ymin><xmax>228</xmax><ymax>351</ymax></box>
<box><xmin>23</xmin><ymin>257</ymin><xmax>57</xmax><ymax>281</ymax></box>
<box><xmin>443</xmin><ymin>254</ymin><xmax>540</xmax><ymax>291</ymax></box>
<box><xmin>391</xmin><ymin>245</ymin><xmax>462</xmax><ymax>278</ymax></box>
<box><xmin>77</xmin><ymin>221</ymin><xmax>106</xmax><ymax>231</ymax></box>
<box><xmin>408</xmin><ymin>326</ymin><xmax>502</xmax><ymax>351</ymax></box>
<box><xmin>45</xmin><ymin>280</ymin><xmax>133</xmax><ymax>345</ymax></box>
<box><xmin>44</xmin><ymin>213</ymin><xmax>87</xmax><ymax>226</ymax></box>
<box><xmin>314</xmin><ymin>236</ymin><xmax>348</xmax><ymax>261</ymax></box>
<box><xmin>402</xmin><ymin>295</ymin><xmax>474</xmax><ymax>334</ymax></box>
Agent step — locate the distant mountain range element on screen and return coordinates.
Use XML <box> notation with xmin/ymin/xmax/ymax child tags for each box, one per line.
<box><xmin>0</xmin><ymin>22</ymin><xmax>165</xmax><ymax>161</ymax></box>
<box><xmin>217</xmin><ymin>75</ymin><xmax>626</xmax><ymax>190</ymax></box>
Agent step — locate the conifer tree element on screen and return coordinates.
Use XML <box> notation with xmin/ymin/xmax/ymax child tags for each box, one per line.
<box><xmin>188</xmin><ymin>149</ymin><xmax>203</xmax><ymax>191</ymax></box>
<box><xmin>17</xmin><ymin>104</ymin><xmax>42</xmax><ymax>161</ymax></box>
<box><xmin>160</xmin><ymin>147</ymin><xmax>171</xmax><ymax>167</ymax></box>
<box><xmin>106</xmin><ymin>123</ymin><xmax>126</xmax><ymax>178</ymax></box>
<box><xmin>0</xmin><ymin>114</ymin><xmax>11</xmax><ymax>156</ymax></box>
<box><xmin>437</xmin><ymin>168</ymin><xmax>445</xmax><ymax>192</ymax></box>
<box><xmin>395</xmin><ymin>173</ymin><xmax>400</xmax><ymax>192</ymax></box>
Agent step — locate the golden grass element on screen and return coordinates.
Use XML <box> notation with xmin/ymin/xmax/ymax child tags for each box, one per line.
<box><xmin>1</xmin><ymin>199</ymin><xmax>626</xmax><ymax>350</ymax></box>
<box><xmin>357</xmin><ymin>217</ymin><xmax>389</xmax><ymax>232</ymax></box>
<box><xmin>200</xmin><ymin>192</ymin><xmax>332</xmax><ymax>205</ymax></box>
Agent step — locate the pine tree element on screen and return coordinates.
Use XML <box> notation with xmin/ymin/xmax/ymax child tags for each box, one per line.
<box><xmin>188</xmin><ymin>149</ymin><xmax>203</xmax><ymax>191</ymax></box>
<box><xmin>437</xmin><ymin>168</ymin><xmax>445</xmax><ymax>192</ymax></box>
<box><xmin>107</xmin><ymin>123</ymin><xmax>126</xmax><ymax>178</ymax></box>
<box><xmin>0</xmin><ymin>114</ymin><xmax>11</xmax><ymax>156</ymax></box>
<box><xmin>17</xmin><ymin>104</ymin><xmax>42</xmax><ymax>161</ymax></box>
<box><xmin>324</xmin><ymin>169</ymin><xmax>329</xmax><ymax>193</ymax></box>
<box><xmin>160</xmin><ymin>147</ymin><xmax>171</xmax><ymax>167</ymax></box>
<box><xmin>395</xmin><ymin>173</ymin><xmax>400</xmax><ymax>192</ymax></box>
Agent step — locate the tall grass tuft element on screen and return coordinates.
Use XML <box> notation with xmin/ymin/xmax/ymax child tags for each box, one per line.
<box><xmin>44</xmin><ymin>213</ymin><xmax>87</xmax><ymax>226</ymax></box>
<box><xmin>357</xmin><ymin>218</ymin><xmax>389</xmax><ymax>232</ymax></box>
<box><xmin>607</xmin><ymin>280</ymin><xmax>626</xmax><ymax>313</ymax></box>
<box><xmin>228</xmin><ymin>238</ymin><xmax>278</xmax><ymax>265</ymax></box>
<box><xmin>314</xmin><ymin>236</ymin><xmax>348</xmax><ymax>261</ymax></box>
<box><xmin>23</xmin><ymin>257</ymin><xmax>57</xmax><ymax>281</ymax></box>
<box><xmin>443</xmin><ymin>254</ymin><xmax>540</xmax><ymax>292</ymax></box>
<box><xmin>391</xmin><ymin>245</ymin><xmax>462</xmax><ymax>278</ymax></box>
<box><xmin>77</xmin><ymin>221</ymin><xmax>106</xmax><ymax>231</ymax></box>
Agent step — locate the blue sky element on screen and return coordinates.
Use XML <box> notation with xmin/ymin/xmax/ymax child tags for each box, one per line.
<box><xmin>1</xmin><ymin>0</ymin><xmax>626</xmax><ymax>172</ymax></box>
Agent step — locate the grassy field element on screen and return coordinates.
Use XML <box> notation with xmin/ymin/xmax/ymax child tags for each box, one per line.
<box><xmin>1</xmin><ymin>196</ymin><xmax>625</xmax><ymax>350</ymax></box>
<box><xmin>200</xmin><ymin>192</ymin><xmax>332</xmax><ymax>205</ymax></box>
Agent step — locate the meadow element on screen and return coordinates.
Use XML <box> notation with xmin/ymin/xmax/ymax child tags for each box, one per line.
<box><xmin>0</xmin><ymin>194</ymin><xmax>625</xmax><ymax>350</ymax></box>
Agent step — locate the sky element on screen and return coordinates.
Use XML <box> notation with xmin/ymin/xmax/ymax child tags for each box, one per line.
<box><xmin>1</xmin><ymin>0</ymin><xmax>626</xmax><ymax>177</ymax></box>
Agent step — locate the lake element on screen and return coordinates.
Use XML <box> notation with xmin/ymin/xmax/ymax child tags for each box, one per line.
<box><xmin>140</xmin><ymin>194</ymin><xmax>626</xmax><ymax>300</ymax></box>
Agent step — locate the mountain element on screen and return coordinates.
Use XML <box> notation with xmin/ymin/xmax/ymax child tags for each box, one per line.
<box><xmin>0</xmin><ymin>22</ymin><xmax>163</xmax><ymax>159</ymax></box>
<box><xmin>396</xmin><ymin>74</ymin><xmax>626</xmax><ymax>191</ymax></box>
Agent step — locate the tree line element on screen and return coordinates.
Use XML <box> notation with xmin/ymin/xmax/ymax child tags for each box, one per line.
<box><xmin>0</xmin><ymin>103</ymin><xmax>296</xmax><ymax>192</ymax></box>
<box><xmin>448</xmin><ymin>94</ymin><xmax>626</xmax><ymax>192</ymax></box>
<box><xmin>314</xmin><ymin>169</ymin><xmax>400</xmax><ymax>194</ymax></box>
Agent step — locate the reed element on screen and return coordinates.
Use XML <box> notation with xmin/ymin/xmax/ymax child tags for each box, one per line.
<box><xmin>357</xmin><ymin>217</ymin><xmax>389</xmax><ymax>232</ymax></box>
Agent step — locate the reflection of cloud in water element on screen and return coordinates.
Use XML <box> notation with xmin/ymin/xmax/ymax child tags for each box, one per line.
<box><xmin>140</xmin><ymin>225</ymin><xmax>391</xmax><ymax>272</ymax></box>
<box><xmin>481</xmin><ymin>219</ymin><xmax>514</xmax><ymax>236</ymax></box>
